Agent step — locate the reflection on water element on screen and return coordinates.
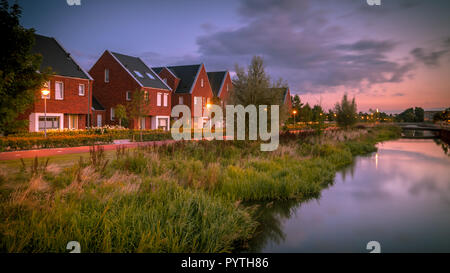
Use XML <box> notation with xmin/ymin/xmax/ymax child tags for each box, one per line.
<box><xmin>247</xmin><ymin>139</ymin><xmax>450</xmax><ymax>253</ymax></box>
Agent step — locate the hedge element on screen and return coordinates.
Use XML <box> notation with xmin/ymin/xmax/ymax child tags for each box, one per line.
<box><xmin>0</xmin><ymin>135</ymin><xmax>113</xmax><ymax>152</ymax></box>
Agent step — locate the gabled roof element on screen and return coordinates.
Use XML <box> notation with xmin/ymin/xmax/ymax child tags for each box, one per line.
<box><xmin>268</xmin><ymin>87</ymin><xmax>290</xmax><ymax>104</ymax></box>
<box><xmin>92</xmin><ymin>96</ymin><xmax>105</xmax><ymax>111</ymax></box>
<box><xmin>109</xmin><ymin>51</ymin><xmax>171</xmax><ymax>91</ymax></box>
<box><xmin>207</xmin><ymin>71</ymin><xmax>227</xmax><ymax>97</ymax></box>
<box><xmin>32</xmin><ymin>34</ymin><xmax>92</xmax><ymax>80</ymax></box>
<box><xmin>152</xmin><ymin>64</ymin><xmax>202</xmax><ymax>94</ymax></box>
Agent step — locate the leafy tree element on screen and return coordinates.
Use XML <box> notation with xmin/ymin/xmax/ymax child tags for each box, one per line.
<box><xmin>300</xmin><ymin>103</ymin><xmax>312</xmax><ymax>122</ymax></box>
<box><xmin>229</xmin><ymin>56</ymin><xmax>287</xmax><ymax>133</ymax></box>
<box><xmin>114</xmin><ymin>104</ymin><xmax>127</xmax><ymax>127</ymax></box>
<box><xmin>128</xmin><ymin>89</ymin><xmax>150</xmax><ymax>141</ymax></box>
<box><xmin>312</xmin><ymin>105</ymin><xmax>324</xmax><ymax>122</ymax></box>
<box><xmin>414</xmin><ymin>107</ymin><xmax>424</xmax><ymax>122</ymax></box>
<box><xmin>335</xmin><ymin>94</ymin><xmax>357</xmax><ymax>128</ymax></box>
<box><xmin>0</xmin><ymin>0</ymin><xmax>48</xmax><ymax>135</ymax></box>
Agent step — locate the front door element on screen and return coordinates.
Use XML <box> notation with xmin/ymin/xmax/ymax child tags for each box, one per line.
<box><xmin>97</xmin><ymin>114</ymin><xmax>102</xmax><ymax>127</ymax></box>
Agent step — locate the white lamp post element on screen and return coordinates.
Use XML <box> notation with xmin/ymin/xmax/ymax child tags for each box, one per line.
<box><xmin>41</xmin><ymin>88</ymin><xmax>50</xmax><ymax>138</ymax></box>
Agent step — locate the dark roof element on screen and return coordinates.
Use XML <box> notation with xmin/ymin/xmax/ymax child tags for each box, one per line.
<box><xmin>207</xmin><ymin>71</ymin><xmax>227</xmax><ymax>97</ymax></box>
<box><xmin>268</xmin><ymin>87</ymin><xmax>289</xmax><ymax>104</ymax></box>
<box><xmin>32</xmin><ymin>34</ymin><xmax>92</xmax><ymax>80</ymax></box>
<box><xmin>152</xmin><ymin>64</ymin><xmax>202</xmax><ymax>94</ymax></box>
<box><xmin>110</xmin><ymin>51</ymin><xmax>170</xmax><ymax>90</ymax></box>
<box><xmin>92</xmin><ymin>96</ymin><xmax>105</xmax><ymax>111</ymax></box>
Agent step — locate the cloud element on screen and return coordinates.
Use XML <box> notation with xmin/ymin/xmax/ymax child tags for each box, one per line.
<box><xmin>410</xmin><ymin>37</ymin><xmax>450</xmax><ymax>67</ymax></box>
<box><xmin>195</xmin><ymin>0</ymin><xmax>415</xmax><ymax>94</ymax></box>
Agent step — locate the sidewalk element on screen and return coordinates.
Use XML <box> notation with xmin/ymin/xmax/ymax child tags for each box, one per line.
<box><xmin>0</xmin><ymin>139</ymin><xmax>177</xmax><ymax>161</ymax></box>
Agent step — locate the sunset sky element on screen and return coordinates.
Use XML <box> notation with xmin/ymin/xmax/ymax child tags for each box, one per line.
<box><xmin>18</xmin><ymin>0</ymin><xmax>450</xmax><ymax>113</ymax></box>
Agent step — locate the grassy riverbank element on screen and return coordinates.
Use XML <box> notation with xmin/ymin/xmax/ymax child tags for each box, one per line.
<box><xmin>0</xmin><ymin>125</ymin><xmax>400</xmax><ymax>252</ymax></box>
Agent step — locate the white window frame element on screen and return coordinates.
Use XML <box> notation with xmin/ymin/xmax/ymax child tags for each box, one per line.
<box><xmin>55</xmin><ymin>81</ymin><xmax>64</xmax><ymax>100</ymax></box>
<box><xmin>110</xmin><ymin>107</ymin><xmax>115</xmax><ymax>121</ymax></box>
<box><xmin>126</xmin><ymin>91</ymin><xmax>131</xmax><ymax>101</ymax></box>
<box><xmin>105</xmin><ymin>69</ymin><xmax>109</xmax><ymax>83</ymax></box>
<box><xmin>78</xmin><ymin>84</ymin><xmax>85</xmax><ymax>96</ymax></box>
<box><xmin>157</xmin><ymin>92</ymin><xmax>162</xmax><ymax>106</ymax></box>
<box><xmin>201</xmin><ymin>78</ymin><xmax>204</xmax><ymax>87</ymax></box>
<box><xmin>163</xmin><ymin>93</ymin><xmax>168</xmax><ymax>107</ymax></box>
<box><xmin>179</xmin><ymin>96</ymin><xmax>184</xmax><ymax>105</ymax></box>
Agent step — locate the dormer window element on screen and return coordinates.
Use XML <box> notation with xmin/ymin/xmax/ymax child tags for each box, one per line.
<box><xmin>134</xmin><ymin>71</ymin><xmax>143</xmax><ymax>78</ymax></box>
<box><xmin>146</xmin><ymin>72</ymin><xmax>155</xmax><ymax>80</ymax></box>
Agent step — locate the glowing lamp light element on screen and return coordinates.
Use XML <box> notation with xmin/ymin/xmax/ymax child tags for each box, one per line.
<box><xmin>293</xmin><ymin>110</ymin><xmax>297</xmax><ymax>114</ymax></box>
<box><xmin>41</xmin><ymin>89</ymin><xmax>50</xmax><ymax>96</ymax></box>
<box><xmin>206</xmin><ymin>103</ymin><xmax>212</xmax><ymax>109</ymax></box>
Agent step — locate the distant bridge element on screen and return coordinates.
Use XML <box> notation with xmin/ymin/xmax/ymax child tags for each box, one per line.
<box><xmin>394</xmin><ymin>123</ymin><xmax>450</xmax><ymax>143</ymax></box>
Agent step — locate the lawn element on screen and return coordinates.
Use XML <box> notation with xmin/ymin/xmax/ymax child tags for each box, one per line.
<box><xmin>0</xmin><ymin>125</ymin><xmax>401</xmax><ymax>252</ymax></box>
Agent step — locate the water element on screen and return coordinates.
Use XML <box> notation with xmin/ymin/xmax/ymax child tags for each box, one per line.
<box><xmin>248</xmin><ymin>139</ymin><xmax>450</xmax><ymax>253</ymax></box>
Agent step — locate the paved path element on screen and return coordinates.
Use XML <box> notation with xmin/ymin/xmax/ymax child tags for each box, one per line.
<box><xmin>0</xmin><ymin>140</ymin><xmax>177</xmax><ymax>161</ymax></box>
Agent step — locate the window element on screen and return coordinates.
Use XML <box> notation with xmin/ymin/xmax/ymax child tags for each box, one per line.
<box><xmin>126</xmin><ymin>91</ymin><xmax>131</xmax><ymax>101</ymax></box>
<box><xmin>105</xmin><ymin>69</ymin><xmax>109</xmax><ymax>83</ymax></box>
<box><xmin>146</xmin><ymin>72</ymin><xmax>155</xmax><ymax>80</ymax></box>
<box><xmin>201</xmin><ymin>78</ymin><xmax>204</xmax><ymax>87</ymax></box>
<box><xmin>158</xmin><ymin>118</ymin><xmax>168</xmax><ymax>131</ymax></box>
<box><xmin>163</xmin><ymin>78</ymin><xmax>167</xmax><ymax>83</ymax></box>
<box><xmin>134</xmin><ymin>71</ymin><xmax>143</xmax><ymax>78</ymax></box>
<box><xmin>55</xmin><ymin>82</ymin><xmax>64</xmax><ymax>100</ymax></box>
<box><xmin>79</xmin><ymin>84</ymin><xmax>85</xmax><ymax>96</ymax></box>
<box><xmin>38</xmin><ymin>116</ymin><xmax>59</xmax><ymax>130</ymax></box>
<box><xmin>163</xmin><ymin>93</ymin><xmax>168</xmax><ymax>107</ymax></box>
<box><xmin>42</xmin><ymin>81</ymin><xmax>50</xmax><ymax>99</ymax></box>
<box><xmin>69</xmin><ymin>114</ymin><xmax>78</xmax><ymax>129</ymax></box>
<box><xmin>140</xmin><ymin>117</ymin><xmax>146</xmax><ymax>129</ymax></box>
<box><xmin>157</xmin><ymin>93</ymin><xmax>162</xmax><ymax>106</ymax></box>
<box><xmin>110</xmin><ymin>108</ymin><xmax>115</xmax><ymax>121</ymax></box>
<box><xmin>226</xmin><ymin>84</ymin><xmax>229</xmax><ymax>92</ymax></box>
<box><xmin>194</xmin><ymin>96</ymin><xmax>202</xmax><ymax>105</ymax></box>
<box><xmin>179</xmin><ymin>96</ymin><xmax>184</xmax><ymax>105</ymax></box>
<box><xmin>144</xmin><ymin>91</ymin><xmax>149</xmax><ymax>101</ymax></box>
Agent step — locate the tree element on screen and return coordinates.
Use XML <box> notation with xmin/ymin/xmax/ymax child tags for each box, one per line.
<box><xmin>335</xmin><ymin>94</ymin><xmax>357</xmax><ymax>128</ymax></box>
<box><xmin>0</xmin><ymin>0</ymin><xmax>48</xmax><ymax>135</ymax></box>
<box><xmin>300</xmin><ymin>103</ymin><xmax>312</xmax><ymax>122</ymax></box>
<box><xmin>414</xmin><ymin>107</ymin><xmax>424</xmax><ymax>122</ymax></box>
<box><xmin>114</xmin><ymin>104</ymin><xmax>127</xmax><ymax>127</ymax></box>
<box><xmin>128</xmin><ymin>89</ymin><xmax>150</xmax><ymax>141</ymax></box>
<box><xmin>229</xmin><ymin>56</ymin><xmax>287</xmax><ymax>133</ymax></box>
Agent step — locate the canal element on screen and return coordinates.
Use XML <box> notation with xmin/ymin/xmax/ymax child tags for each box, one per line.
<box><xmin>248</xmin><ymin>138</ymin><xmax>450</xmax><ymax>252</ymax></box>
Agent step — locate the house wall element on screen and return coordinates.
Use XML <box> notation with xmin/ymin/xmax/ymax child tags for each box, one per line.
<box><xmin>190</xmin><ymin>65</ymin><xmax>214</xmax><ymax>117</ymax></box>
<box><xmin>89</xmin><ymin>51</ymin><xmax>172</xmax><ymax>129</ymax></box>
<box><xmin>218</xmin><ymin>72</ymin><xmax>233</xmax><ymax>103</ymax></box>
<box><xmin>285</xmin><ymin>89</ymin><xmax>293</xmax><ymax>111</ymax></box>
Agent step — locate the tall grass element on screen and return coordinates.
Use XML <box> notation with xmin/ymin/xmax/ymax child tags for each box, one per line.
<box><xmin>0</xmin><ymin>125</ymin><xmax>400</xmax><ymax>252</ymax></box>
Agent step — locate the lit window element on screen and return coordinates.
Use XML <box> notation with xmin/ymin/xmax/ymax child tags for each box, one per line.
<box><xmin>79</xmin><ymin>84</ymin><xmax>85</xmax><ymax>96</ymax></box>
<box><xmin>146</xmin><ymin>72</ymin><xmax>155</xmax><ymax>79</ymax></box>
<box><xmin>157</xmin><ymin>93</ymin><xmax>162</xmax><ymax>106</ymax></box>
<box><xmin>126</xmin><ymin>91</ymin><xmax>131</xmax><ymax>101</ymax></box>
<box><xmin>163</xmin><ymin>93</ymin><xmax>168</xmax><ymax>107</ymax></box>
<box><xmin>105</xmin><ymin>69</ymin><xmax>109</xmax><ymax>83</ymax></box>
<box><xmin>134</xmin><ymin>71</ymin><xmax>143</xmax><ymax>78</ymax></box>
<box><xmin>144</xmin><ymin>91</ymin><xmax>149</xmax><ymax>101</ymax></box>
<box><xmin>201</xmin><ymin>79</ymin><xmax>204</xmax><ymax>87</ymax></box>
<box><xmin>55</xmin><ymin>82</ymin><xmax>64</xmax><ymax>100</ymax></box>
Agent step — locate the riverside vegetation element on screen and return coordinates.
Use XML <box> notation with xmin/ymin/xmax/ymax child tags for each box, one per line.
<box><xmin>0</xmin><ymin>125</ymin><xmax>400</xmax><ymax>252</ymax></box>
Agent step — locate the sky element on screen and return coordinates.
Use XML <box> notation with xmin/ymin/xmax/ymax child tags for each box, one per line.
<box><xmin>16</xmin><ymin>0</ymin><xmax>450</xmax><ymax>113</ymax></box>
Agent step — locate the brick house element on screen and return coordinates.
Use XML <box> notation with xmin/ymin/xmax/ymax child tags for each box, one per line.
<box><xmin>91</xmin><ymin>96</ymin><xmax>106</xmax><ymax>127</ymax></box>
<box><xmin>152</xmin><ymin>64</ymin><xmax>214</xmax><ymax>128</ymax></box>
<box><xmin>207</xmin><ymin>71</ymin><xmax>233</xmax><ymax>105</ymax></box>
<box><xmin>269</xmin><ymin>87</ymin><xmax>293</xmax><ymax>112</ymax></box>
<box><xmin>89</xmin><ymin>51</ymin><xmax>172</xmax><ymax>130</ymax></box>
<box><xmin>25</xmin><ymin>34</ymin><xmax>93</xmax><ymax>132</ymax></box>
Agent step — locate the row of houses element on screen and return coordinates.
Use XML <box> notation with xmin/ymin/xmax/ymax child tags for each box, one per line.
<box><xmin>23</xmin><ymin>34</ymin><xmax>291</xmax><ymax>132</ymax></box>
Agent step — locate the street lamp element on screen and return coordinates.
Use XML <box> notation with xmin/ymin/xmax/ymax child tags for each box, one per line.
<box><xmin>293</xmin><ymin>110</ymin><xmax>297</xmax><ymax>126</ymax></box>
<box><xmin>41</xmin><ymin>88</ymin><xmax>50</xmax><ymax>138</ymax></box>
